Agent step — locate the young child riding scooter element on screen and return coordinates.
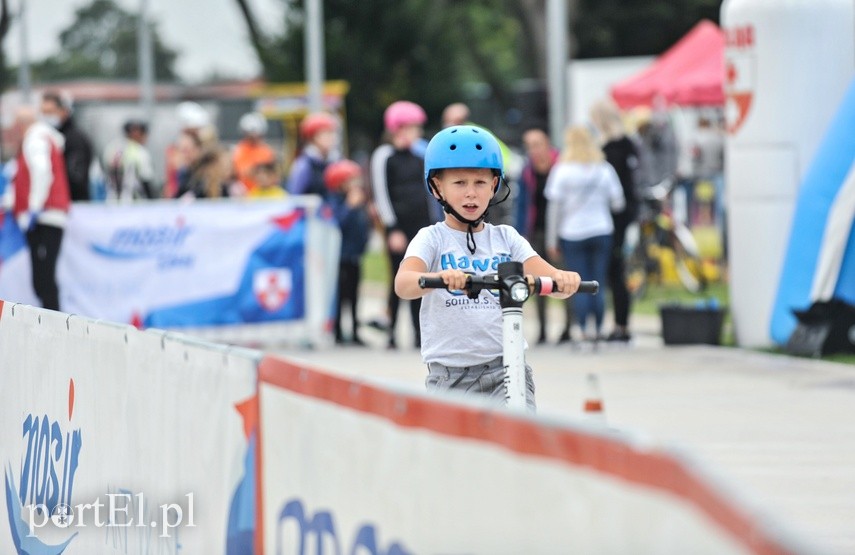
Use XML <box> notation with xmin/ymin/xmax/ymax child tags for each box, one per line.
<box><xmin>394</xmin><ymin>125</ymin><xmax>581</xmax><ymax>411</ymax></box>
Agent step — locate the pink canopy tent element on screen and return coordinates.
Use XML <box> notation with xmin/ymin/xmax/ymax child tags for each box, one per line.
<box><xmin>611</xmin><ymin>20</ymin><xmax>725</xmax><ymax>109</ymax></box>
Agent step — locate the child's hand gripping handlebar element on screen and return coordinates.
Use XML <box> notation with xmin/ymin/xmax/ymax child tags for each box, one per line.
<box><xmin>418</xmin><ymin>262</ymin><xmax>598</xmax><ymax>412</ymax></box>
<box><xmin>418</xmin><ymin>275</ymin><xmax>599</xmax><ymax>296</ymax></box>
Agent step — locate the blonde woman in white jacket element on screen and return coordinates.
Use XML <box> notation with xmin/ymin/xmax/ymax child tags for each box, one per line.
<box><xmin>545</xmin><ymin>126</ymin><xmax>625</xmax><ymax>342</ymax></box>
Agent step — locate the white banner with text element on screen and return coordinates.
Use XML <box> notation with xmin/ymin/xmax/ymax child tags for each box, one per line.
<box><xmin>0</xmin><ymin>197</ymin><xmax>340</xmax><ymax>347</ymax></box>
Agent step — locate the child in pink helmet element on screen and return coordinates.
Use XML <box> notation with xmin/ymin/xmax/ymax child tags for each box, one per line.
<box><xmin>369</xmin><ymin>100</ymin><xmax>436</xmax><ymax>349</ymax></box>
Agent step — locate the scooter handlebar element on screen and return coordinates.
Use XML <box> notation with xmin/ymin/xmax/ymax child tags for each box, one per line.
<box><xmin>418</xmin><ymin>275</ymin><xmax>598</xmax><ymax>295</ymax></box>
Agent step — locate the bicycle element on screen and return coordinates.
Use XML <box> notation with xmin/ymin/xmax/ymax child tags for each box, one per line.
<box><xmin>420</xmin><ymin>261</ymin><xmax>598</xmax><ymax>410</ymax></box>
<box><xmin>624</xmin><ymin>178</ymin><xmax>707</xmax><ymax>299</ymax></box>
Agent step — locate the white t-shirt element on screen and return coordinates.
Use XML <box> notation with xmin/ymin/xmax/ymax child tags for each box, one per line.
<box><xmin>544</xmin><ymin>161</ymin><xmax>625</xmax><ymax>246</ymax></box>
<box><xmin>404</xmin><ymin>221</ymin><xmax>538</xmax><ymax>367</ymax></box>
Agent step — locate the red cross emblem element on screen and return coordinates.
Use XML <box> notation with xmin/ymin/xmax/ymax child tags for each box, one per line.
<box><xmin>253</xmin><ymin>268</ymin><xmax>291</xmax><ymax>312</ymax></box>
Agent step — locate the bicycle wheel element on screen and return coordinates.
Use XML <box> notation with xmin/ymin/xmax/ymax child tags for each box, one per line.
<box><xmin>672</xmin><ymin>225</ymin><xmax>707</xmax><ymax>293</ymax></box>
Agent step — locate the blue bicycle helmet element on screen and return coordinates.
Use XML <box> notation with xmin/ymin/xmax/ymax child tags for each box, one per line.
<box><xmin>424</xmin><ymin>125</ymin><xmax>504</xmax><ymax>186</ymax></box>
<box><xmin>424</xmin><ymin>125</ymin><xmax>510</xmax><ymax>254</ymax></box>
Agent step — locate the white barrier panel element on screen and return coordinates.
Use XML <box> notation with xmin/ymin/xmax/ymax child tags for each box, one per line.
<box><xmin>0</xmin><ymin>301</ymin><xmax>259</xmax><ymax>554</ymax></box>
<box><xmin>0</xmin><ymin>197</ymin><xmax>341</xmax><ymax>347</ymax></box>
<box><xmin>259</xmin><ymin>357</ymin><xmax>809</xmax><ymax>555</ymax></box>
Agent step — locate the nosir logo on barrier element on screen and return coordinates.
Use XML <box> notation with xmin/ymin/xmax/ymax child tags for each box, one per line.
<box><xmin>5</xmin><ymin>379</ymin><xmax>195</xmax><ymax>554</ymax></box>
<box><xmin>5</xmin><ymin>379</ymin><xmax>81</xmax><ymax>554</ymax></box>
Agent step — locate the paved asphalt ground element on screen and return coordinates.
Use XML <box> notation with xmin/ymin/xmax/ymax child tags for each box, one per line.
<box><xmin>274</xmin><ymin>284</ymin><xmax>855</xmax><ymax>554</ymax></box>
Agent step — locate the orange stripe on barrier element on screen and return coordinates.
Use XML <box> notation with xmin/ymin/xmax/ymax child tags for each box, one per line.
<box><xmin>583</xmin><ymin>399</ymin><xmax>603</xmax><ymax>413</ymax></box>
<box><xmin>0</xmin><ymin>300</ymin><xmax>5</xmax><ymax>322</ymax></box>
<box><xmin>258</xmin><ymin>355</ymin><xmax>798</xmax><ymax>555</ymax></box>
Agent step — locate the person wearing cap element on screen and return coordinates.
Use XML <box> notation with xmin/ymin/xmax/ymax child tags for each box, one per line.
<box><xmin>286</xmin><ymin>112</ymin><xmax>339</xmax><ymax>199</ymax></box>
<box><xmin>370</xmin><ymin>100</ymin><xmax>436</xmax><ymax>349</ymax></box>
<box><xmin>40</xmin><ymin>90</ymin><xmax>93</xmax><ymax>201</ymax></box>
<box><xmin>324</xmin><ymin>160</ymin><xmax>371</xmax><ymax>345</ymax></box>
<box><xmin>233</xmin><ymin>111</ymin><xmax>276</xmax><ymax>195</ymax></box>
<box><xmin>394</xmin><ymin>125</ymin><xmax>582</xmax><ymax>411</ymax></box>
<box><xmin>103</xmin><ymin>119</ymin><xmax>157</xmax><ymax>201</ymax></box>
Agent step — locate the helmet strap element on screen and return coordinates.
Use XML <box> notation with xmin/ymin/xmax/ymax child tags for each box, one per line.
<box><xmin>446</xmin><ymin>207</ymin><xmax>483</xmax><ymax>256</ymax></box>
<box><xmin>427</xmin><ymin>174</ymin><xmax>512</xmax><ymax>255</ymax></box>
<box><xmin>489</xmin><ymin>177</ymin><xmax>512</xmax><ymax>209</ymax></box>
<box><xmin>429</xmin><ymin>178</ymin><xmax>489</xmax><ymax>255</ymax></box>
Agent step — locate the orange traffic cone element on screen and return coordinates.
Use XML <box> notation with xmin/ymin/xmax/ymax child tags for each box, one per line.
<box><xmin>583</xmin><ymin>373</ymin><xmax>606</xmax><ymax>422</ymax></box>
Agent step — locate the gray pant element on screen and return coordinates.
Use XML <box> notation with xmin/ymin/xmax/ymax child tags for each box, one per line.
<box><xmin>426</xmin><ymin>356</ymin><xmax>536</xmax><ymax>412</ymax></box>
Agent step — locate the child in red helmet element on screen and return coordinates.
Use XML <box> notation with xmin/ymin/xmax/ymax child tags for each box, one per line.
<box><xmin>286</xmin><ymin>112</ymin><xmax>339</xmax><ymax>198</ymax></box>
<box><xmin>325</xmin><ymin>160</ymin><xmax>371</xmax><ymax>345</ymax></box>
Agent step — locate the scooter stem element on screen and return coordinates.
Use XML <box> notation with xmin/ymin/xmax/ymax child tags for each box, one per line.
<box><xmin>497</xmin><ymin>261</ymin><xmax>528</xmax><ymax>410</ymax></box>
<box><xmin>502</xmin><ymin>305</ymin><xmax>527</xmax><ymax>410</ymax></box>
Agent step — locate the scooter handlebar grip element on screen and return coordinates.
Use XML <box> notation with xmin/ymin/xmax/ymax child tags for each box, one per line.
<box><xmin>578</xmin><ymin>280</ymin><xmax>599</xmax><ymax>295</ymax></box>
<box><xmin>535</xmin><ymin>278</ymin><xmax>599</xmax><ymax>295</ymax></box>
<box><xmin>419</xmin><ymin>276</ymin><xmax>448</xmax><ymax>289</ymax></box>
<box><xmin>537</xmin><ymin>277</ymin><xmax>554</xmax><ymax>295</ymax></box>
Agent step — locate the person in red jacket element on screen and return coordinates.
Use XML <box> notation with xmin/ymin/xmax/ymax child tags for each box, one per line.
<box><xmin>12</xmin><ymin>106</ymin><xmax>71</xmax><ymax>311</ymax></box>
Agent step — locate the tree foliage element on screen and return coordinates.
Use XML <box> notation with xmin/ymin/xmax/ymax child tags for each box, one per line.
<box><xmin>32</xmin><ymin>0</ymin><xmax>179</xmax><ymax>82</ymax></box>
<box><xmin>237</xmin><ymin>0</ymin><xmax>530</xmax><ymax>149</ymax></box>
<box><xmin>235</xmin><ymin>0</ymin><xmax>722</xmax><ymax>147</ymax></box>
<box><xmin>573</xmin><ymin>0</ymin><xmax>721</xmax><ymax>58</ymax></box>
<box><xmin>0</xmin><ymin>0</ymin><xmax>10</xmax><ymax>90</ymax></box>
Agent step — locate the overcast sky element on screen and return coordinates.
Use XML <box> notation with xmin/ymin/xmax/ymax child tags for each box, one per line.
<box><xmin>4</xmin><ymin>0</ymin><xmax>286</xmax><ymax>82</ymax></box>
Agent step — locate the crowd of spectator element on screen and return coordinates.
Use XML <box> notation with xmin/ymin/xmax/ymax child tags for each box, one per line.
<box><xmin>1</xmin><ymin>90</ymin><xmax>724</xmax><ymax>349</ymax></box>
